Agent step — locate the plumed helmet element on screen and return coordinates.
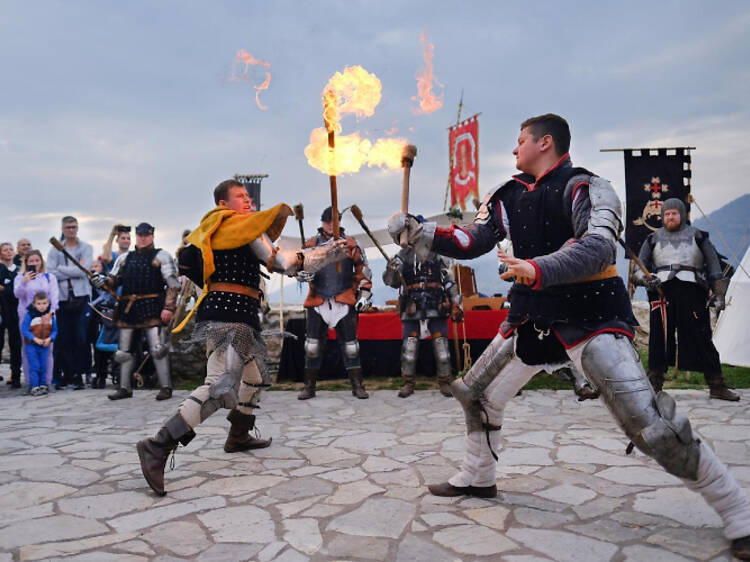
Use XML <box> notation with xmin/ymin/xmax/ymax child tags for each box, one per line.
<box><xmin>661</xmin><ymin>198</ymin><xmax>687</xmax><ymax>230</ymax></box>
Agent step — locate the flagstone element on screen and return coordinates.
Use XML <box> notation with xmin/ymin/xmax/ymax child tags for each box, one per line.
<box><xmin>535</xmin><ymin>483</ymin><xmax>597</xmax><ymax>505</ymax></box>
<box><xmin>395</xmin><ymin>533</ymin><xmax>457</xmax><ymax>562</ymax></box>
<box><xmin>199</xmin><ymin>475</ymin><xmax>285</xmax><ymax>496</ymax></box>
<box><xmin>196</xmin><ymin>543</ymin><xmax>263</xmax><ymax>562</ymax></box>
<box><xmin>143</xmin><ymin>521</ymin><xmax>211</xmax><ymax>556</ymax></box>
<box><xmin>556</xmin><ymin>445</ymin><xmax>642</xmax><ymax>466</ymax></box>
<box><xmin>634</xmin><ymin>487</ymin><xmax>723</xmax><ymax>528</ymax></box>
<box><xmin>513</xmin><ymin>507</ymin><xmax>576</xmax><ymax>528</ymax></box>
<box><xmin>276</xmin><ymin>495</ymin><xmax>324</xmax><ymax>518</ymax></box>
<box><xmin>0</xmin><ymin>514</ymin><xmax>109</xmax><ymax>549</ymax></box>
<box><xmin>109</xmin><ymin>496</ymin><xmax>226</xmax><ymax>532</ymax></box>
<box><xmin>327</xmin><ymin>498</ymin><xmax>414</xmax><ymax>538</ymax></box>
<box><xmin>507</xmin><ymin>528</ymin><xmax>619</xmax><ymax>562</ymax></box>
<box><xmin>645</xmin><ymin>527</ymin><xmax>728</xmax><ymax>559</ymax></box>
<box><xmin>0</xmin><ymin>481</ymin><xmax>75</xmax><ymax>509</ymax></box>
<box><xmin>433</xmin><ymin>524</ymin><xmax>517</xmax><ymax>555</ymax></box>
<box><xmin>621</xmin><ymin>544</ymin><xmax>693</xmax><ymax>562</ymax></box>
<box><xmin>595</xmin><ymin>466</ymin><xmax>681</xmax><ymax>486</ymax></box>
<box><xmin>58</xmin><ymin>491</ymin><xmax>155</xmax><ymax>519</ymax></box>
<box><xmin>282</xmin><ymin>518</ymin><xmax>322</xmax><ymax>555</ymax></box>
<box><xmin>317</xmin><ymin>467</ymin><xmax>366</xmax><ymax>483</ymax></box>
<box><xmin>197</xmin><ymin>505</ymin><xmax>276</xmax><ymax>543</ymax></box>
<box><xmin>326</xmin><ymin>479</ymin><xmax>384</xmax><ymax>505</ymax></box>
<box><xmin>362</xmin><ymin>455</ymin><xmax>407</xmax><ymax>472</ymax></box>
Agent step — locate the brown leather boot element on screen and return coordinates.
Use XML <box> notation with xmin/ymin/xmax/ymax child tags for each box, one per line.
<box><xmin>348</xmin><ymin>367</ymin><xmax>369</xmax><ymax>399</ymax></box>
<box><xmin>155</xmin><ymin>387</ymin><xmax>172</xmax><ymax>401</ymax></box>
<box><xmin>706</xmin><ymin>373</ymin><xmax>740</xmax><ymax>401</ymax></box>
<box><xmin>437</xmin><ymin>375</ymin><xmax>453</xmax><ymax>397</ymax></box>
<box><xmin>136</xmin><ymin>413</ymin><xmax>194</xmax><ymax>496</ymax></box>
<box><xmin>428</xmin><ymin>481</ymin><xmax>497</xmax><ymax>498</ymax></box>
<box><xmin>398</xmin><ymin>374</ymin><xmax>415</xmax><ymax>398</ymax></box>
<box><xmin>297</xmin><ymin>368</ymin><xmax>318</xmax><ymax>400</ymax></box>
<box><xmin>732</xmin><ymin>535</ymin><xmax>750</xmax><ymax>560</ymax></box>
<box><xmin>647</xmin><ymin>369</ymin><xmax>665</xmax><ymax>393</ymax></box>
<box><xmin>224</xmin><ymin>409</ymin><xmax>272</xmax><ymax>453</ymax></box>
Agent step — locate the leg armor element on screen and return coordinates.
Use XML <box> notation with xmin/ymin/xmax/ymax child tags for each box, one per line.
<box><xmin>573</xmin><ymin>333</ymin><xmax>700</xmax><ymax>479</ymax></box>
<box><xmin>401</xmin><ymin>336</ymin><xmax>419</xmax><ymax>376</ymax></box>
<box><xmin>341</xmin><ymin>339</ymin><xmax>361</xmax><ymax>370</ymax></box>
<box><xmin>432</xmin><ymin>336</ymin><xmax>452</xmax><ymax>379</ymax></box>
<box><xmin>452</xmin><ymin>333</ymin><xmax>516</xmax><ymax>434</ymax></box>
<box><xmin>236</xmin><ymin>359</ymin><xmax>264</xmax><ymax>415</ymax></box>
<box><xmin>178</xmin><ymin>344</ymin><xmax>244</xmax><ymax>428</ymax></box>
<box><xmin>145</xmin><ymin>326</ymin><xmax>171</xmax><ymax>389</ymax></box>
<box><xmin>304</xmin><ymin>338</ymin><xmax>324</xmax><ymax>370</ymax></box>
<box><xmin>114</xmin><ymin>328</ymin><xmax>135</xmax><ymax>390</ymax></box>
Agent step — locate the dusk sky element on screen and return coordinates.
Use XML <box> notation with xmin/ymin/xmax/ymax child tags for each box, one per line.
<box><xmin>2</xmin><ymin>1</ymin><xmax>748</xmax><ymax>294</ymax></box>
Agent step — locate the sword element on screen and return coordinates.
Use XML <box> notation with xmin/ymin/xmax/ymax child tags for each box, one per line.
<box><xmin>49</xmin><ymin>237</ymin><xmax>119</xmax><ymax>300</ymax></box>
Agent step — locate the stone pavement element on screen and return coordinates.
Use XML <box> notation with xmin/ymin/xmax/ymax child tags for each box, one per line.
<box><xmin>0</xmin><ymin>371</ymin><xmax>747</xmax><ymax>561</ymax></box>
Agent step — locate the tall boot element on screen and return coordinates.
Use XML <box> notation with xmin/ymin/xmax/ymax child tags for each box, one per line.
<box><xmin>224</xmin><ymin>409</ymin><xmax>272</xmax><ymax>453</ymax></box>
<box><xmin>705</xmin><ymin>372</ymin><xmax>740</xmax><ymax>401</ymax></box>
<box><xmin>437</xmin><ymin>375</ymin><xmax>453</xmax><ymax>397</ymax></box>
<box><xmin>137</xmin><ymin>413</ymin><xmax>195</xmax><ymax>496</ymax></box>
<box><xmin>398</xmin><ymin>374</ymin><xmax>415</xmax><ymax>398</ymax></box>
<box><xmin>348</xmin><ymin>367</ymin><xmax>369</xmax><ymax>399</ymax></box>
<box><xmin>647</xmin><ymin>369</ymin><xmax>665</xmax><ymax>393</ymax></box>
<box><xmin>298</xmin><ymin>368</ymin><xmax>318</xmax><ymax>400</ymax></box>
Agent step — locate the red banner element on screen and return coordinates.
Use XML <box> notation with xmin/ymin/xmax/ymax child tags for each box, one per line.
<box><xmin>449</xmin><ymin>115</ymin><xmax>479</xmax><ymax>210</ymax></box>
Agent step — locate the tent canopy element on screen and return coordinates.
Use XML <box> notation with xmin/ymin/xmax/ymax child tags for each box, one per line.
<box><xmin>713</xmin><ymin>246</ymin><xmax>750</xmax><ymax>367</ymax></box>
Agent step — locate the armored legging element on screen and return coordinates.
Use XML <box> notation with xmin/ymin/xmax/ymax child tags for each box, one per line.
<box><xmin>401</xmin><ymin>318</ymin><xmax>451</xmax><ymax>378</ymax></box>
<box><xmin>449</xmin><ymin>331</ymin><xmax>750</xmax><ymax>540</ymax></box>
<box><xmin>304</xmin><ymin>306</ymin><xmax>360</xmax><ymax>371</ymax></box>
<box><xmin>177</xmin><ymin>344</ymin><xmax>263</xmax><ymax>429</ymax></box>
<box><xmin>115</xmin><ymin>327</ymin><xmax>170</xmax><ymax>390</ymax></box>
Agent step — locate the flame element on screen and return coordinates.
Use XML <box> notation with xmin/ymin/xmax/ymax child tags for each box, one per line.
<box><xmin>411</xmin><ymin>31</ymin><xmax>443</xmax><ymax>115</ymax></box>
<box><xmin>230</xmin><ymin>49</ymin><xmax>272</xmax><ymax>110</ymax></box>
<box><xmin>305</xmin><ymin>65</ymin><xmax>407</xmax><ymax>176</ymax></box>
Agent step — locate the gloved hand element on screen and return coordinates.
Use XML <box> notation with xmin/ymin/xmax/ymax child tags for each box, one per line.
<box><xmin>709</xmin><ymin>293</ymin><xmax>726</xmax><ymax>312</ymax></box>
<box><xmin>387</xmin><ymin>212</ymin><xmax>422</xmax><ymax>246</ymax></box>
<box><xmin>645</xmin><ymin>276</ymin><xmax>662</xmax><ymax>292</ymax></box>
<box><xmin>355</xmin><ymin>290</ymin><xmax>372</xmax><ymax>312</ymax></box>
<box><xmin>450</xmin><ymin>303</ymin><xmax>464</xmax><ymax>323</ymax></box>
<box><xmin>386</xmin><ymin>255</ymin><xmax>403</xmax><ymax>272</ymax></box>
<box><xmin>296</xmin><ymin>270</ymin><xmax>315</xmax><ymax>283</ymax></box>
<box><xmin>90</xmin><ymin>273</ymin><xmax>109</xmax><ymax>289</ymax></box>
<box><xmin>300</xmin><ymin>238</ymin><xmax>347</xmax><ymax>274</ymax></box>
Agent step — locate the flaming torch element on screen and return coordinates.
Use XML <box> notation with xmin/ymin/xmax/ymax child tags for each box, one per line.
<box><xmin>399</xmin><ymin>144</ymin><xmax>418</xmax><ymax>247</ymax></box>
<box><xmin>323</xmin><ymin>89</ymin><xmax>342</xmax><ymax>242</ymax></box>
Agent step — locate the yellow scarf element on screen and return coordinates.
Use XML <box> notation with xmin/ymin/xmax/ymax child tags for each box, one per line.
<box><xmin>173</xmin><ymin>203</ymin><xmax>292</xmax><ymax>334</ymax></box>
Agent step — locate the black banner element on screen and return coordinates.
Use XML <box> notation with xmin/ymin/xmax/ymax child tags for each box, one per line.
<box><xmin>624</xmin><ymin>148</ymin><xmax>691</xmax><ymax>253</ymax></box>
<box><xmin>234</xmin><ymin>175</ymin><xmax>265</xmax><ymax>211</ymax></box>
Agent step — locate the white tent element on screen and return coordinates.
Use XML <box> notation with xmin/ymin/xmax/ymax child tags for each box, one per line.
<box><xmin>713</xmin><ymin>246</ymin><xmax>750</xmax><ymax>367</ymax></box>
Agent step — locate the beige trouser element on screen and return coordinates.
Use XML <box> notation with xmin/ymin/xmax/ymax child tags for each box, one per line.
<box><xmin>177</xmin><ymin>346</ymin><xmax>263</xmax><ymax>428</ymax></box>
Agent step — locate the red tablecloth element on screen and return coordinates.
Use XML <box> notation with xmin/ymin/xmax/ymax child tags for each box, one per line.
<box><xmin>326</xmin><ymin>309</ymin><xmax>507</xmax><ymax>341</ymax></box>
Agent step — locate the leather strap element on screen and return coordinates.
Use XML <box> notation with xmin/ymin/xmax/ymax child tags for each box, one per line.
<box><xmin>208</xmin><ymin>282</ymin><xmax>260</xmax><ymax>300</ymax></box>
<box><xmin>574</xmin><ymin>264</ymin><xmax>619</xmax><ymax>283</ymax></box>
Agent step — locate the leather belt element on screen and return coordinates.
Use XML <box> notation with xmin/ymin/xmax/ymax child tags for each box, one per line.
<box><xmin>406</xmin><ymin>282</ymin><xmax>443</xmax><ymax>290</ymax></box>
<box><xmin>120</xmin><ymin>293</ymin><xmax>161</xmax><ymax>313</ymax></box>
<box><xmin>574</xmin><ymin>264</ymin><xmax>619</xmax><ymax>283</ymax></box>
<box><xmin>208</xmin><ymin>282</ymin><xmax>260</xmax><ymax>300</ymax></box>
<box><xmin>656</xmin><ymin>265</ymin><xmax>698</xmax><ymax>272</ymax></box>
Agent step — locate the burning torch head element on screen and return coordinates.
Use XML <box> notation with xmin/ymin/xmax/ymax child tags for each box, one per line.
<box><xmin>401</xmin><ymin>144</ymin><xmax>418</xmax><ymax>168</ymax></box>
<box><xmin>293</xmin><ymin>203</ymin><xmax>305</xmax><ymax>221</ymax></box>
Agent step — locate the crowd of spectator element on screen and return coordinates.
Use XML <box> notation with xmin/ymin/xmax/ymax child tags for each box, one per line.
<box><xmin>0</xmin><ymin>216</ymin><xmax>175</xmax><ymax>396</ymax></box>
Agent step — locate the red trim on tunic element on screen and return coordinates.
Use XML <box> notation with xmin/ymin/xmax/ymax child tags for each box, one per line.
<box><xmin>435</xmin><ymin>225</ymin><xmax>474</xmax><ymax>250</ymax></box>
<box><xmin>528</xmin><ymin>260</ymin><xmax>543</xmax><ymax>290</ymax></box>
<box><xmin>552</xmin><ymin>326</ymin><xmax>635</xmax><ymax>349</ymax></box>
<box><xmin>513</xmin><ymin>153</ymin><xmax>571</xmax><ymax>192</ymax></box>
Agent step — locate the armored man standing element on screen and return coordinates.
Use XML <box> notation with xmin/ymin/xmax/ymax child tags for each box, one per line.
<box><xmin>388</xmin><ymin>114</ymin><xmax>750</xmax><ymax>558</ymax></box>
<box><xmin>297</xmin><ymin>206</ymin><xmax>372</xmax><ymax>400</ymax></box>
<box><xmin>382</xmin><ymin>247</ymin><xmax>462</xmax><ymax>397</ymax></box>
<box><xmin>633</xmin><ymin>197</ymin><xmax>738</xmax><ymax>401</ymax></box>
<box><xmin>96</xmin><ymin>222</ymin><xmax>179</xmax><ymax>401</ymax></box>
<box><xmin>137</xmin><ymin>180</ymin><xmax>345</xmax><ymax>496</ymax></box>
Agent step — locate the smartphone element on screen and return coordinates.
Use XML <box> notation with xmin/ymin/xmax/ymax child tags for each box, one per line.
<box><xmin>27</xmin><ymin>264</ymin><xmax>36</xmax><ymax>273</ymax></box>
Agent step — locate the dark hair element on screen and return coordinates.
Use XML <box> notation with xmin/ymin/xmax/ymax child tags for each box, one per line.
<box><xmin>33</xmin><ymin>291</ymin><xmax>48</xmax><ymax>302</ymax></box>
<box><xmin>520</xmin><ymin>114</ymin><xmax>570</xmax><ymax>157</ymax></box>
<box><xmin>213</xmin><ymin>179</ymin><xmax>246</xmax><ymax>205</ymax></box>
<box><xmin>61</xmin><ymin>215</ymin><xmax>77</xmax><ymax>224</ymax></box>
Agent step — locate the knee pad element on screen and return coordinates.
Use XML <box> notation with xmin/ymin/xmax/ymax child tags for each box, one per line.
<box><xmin>343</xmin><ymin>340</ymin><xmax>359</xmax><ymax>360</ymax></box>
<box><xmin>304</xmin><ymin>338</ymin><xmax>322</xmax><ymax>359</ymax></box>
<box><xmin>114</xmin><ymin>350</ymin><xmax>134</xmax><ymax>364</ymax></box>
<box><xmin>401</xmin><ymin>337</ymin><xmax>419</xmax><ymax>375</ymax></box>
<box><xmin>630</xmin><ymin>391</ymin><xmax>700</xmax><ymax>480</ymax></box>
<box><xmin>432</xmin><ymin>336</ymin><xmax>452</xmax><ymax>377</ymax></box>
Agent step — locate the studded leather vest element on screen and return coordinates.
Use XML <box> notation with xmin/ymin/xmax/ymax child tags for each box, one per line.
<box><xmin>312</xmin><ymin>234</ymin><xmax>353</xmax><ymax>299</ymax></box>
<box><xmin>117</xmin><ymin>247</ymin><xmax>165</xmax><ymax>323</ymax></box>
<box><xmin>197</xmin><ymin>244</ymin><xmax>263</xmax><ymax>328</ymax></box>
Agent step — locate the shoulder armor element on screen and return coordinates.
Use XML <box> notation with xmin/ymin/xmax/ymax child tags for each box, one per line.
<box><xmin>586</xmin><ymin>176</ymin><xmax>623</xmax><ymax>243</ymax></box>
<box><xmin>474</xmin><ymin>181</ymin><xmax>508</xmax><ymax>225</ymax></box>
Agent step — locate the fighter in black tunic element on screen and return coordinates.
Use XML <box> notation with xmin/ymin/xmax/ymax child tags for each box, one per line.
<box><xmin>96</xmin><ymin>222</ymin><xmax>179</xmax><ymax>401</ymax></box>
<box><xmin>136</xmin><ymin>179</ymin><xmax>346</xmax><ymax>497</ymax></box>
<box><xmin>388</xmin><ymin>114</ymin><xmax>750</xmax><ymax>558</ymax></box>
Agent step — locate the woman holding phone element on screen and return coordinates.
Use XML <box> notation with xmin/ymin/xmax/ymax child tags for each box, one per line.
<box><xmin>14</xmin><ymin>250</ymin><xmax>59</xmax><ymax>390</ymax></box>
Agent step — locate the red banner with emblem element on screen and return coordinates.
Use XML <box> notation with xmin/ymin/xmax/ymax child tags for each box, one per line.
<box><xmin>449</xmin><ymin>115</ymin><xmax>479</xmax><ymax>210</ymax></box>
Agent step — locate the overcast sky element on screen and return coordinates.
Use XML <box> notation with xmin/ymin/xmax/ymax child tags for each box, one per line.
<box><xmin>2</xmin><ymin>0</ymin><xmax>749</xmax><ymax>261</ymax></box>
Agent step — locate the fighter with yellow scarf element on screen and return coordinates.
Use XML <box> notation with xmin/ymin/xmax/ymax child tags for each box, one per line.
<box><xmin>137</xmin><ymin>179</ymin><xmax>345</xmax><ymax>496</ymax></box>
